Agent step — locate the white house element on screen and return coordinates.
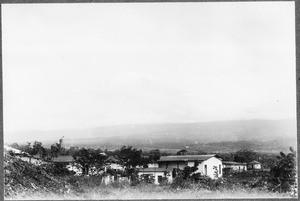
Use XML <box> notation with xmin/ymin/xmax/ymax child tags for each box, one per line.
<box><xmin>4</xmin><ymin>145</ymin><xmax>23</xmax><ymax>154</ymax></box>
<box><xmin>137</xmin><ymin>167</ymin><xmax>173</xmax><ymax>185</ymax></box>
<box><xmin>158</xmin><ymin>154</ymin><xmax>223</xmax><ymax>179</ymax></box>
<box><xmin>247</xmin><ymin>161</ymin><xmax>262</xmax><ymax>170</ymax></box>
<box><xmin>4</xmin><ymin>145</ymin><xmax>45</xmax><ymax>165</ymax></box>
<box><xmin>105</xmin><ymin>155</ymin><xmax>124</xmax><ymax>171</ymax></box>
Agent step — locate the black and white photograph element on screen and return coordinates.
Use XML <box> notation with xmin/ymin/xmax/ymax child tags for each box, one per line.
<box><xmin>2</xmin><ymin>1</ymin><xmax>298</xmax><ymax>199</ymax></box>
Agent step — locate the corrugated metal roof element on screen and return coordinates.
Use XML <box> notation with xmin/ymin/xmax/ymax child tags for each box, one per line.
<box><xmin>52</xmin><ymin>156</ymin><xmax>75</xmax><ymax>163</ymax></box>
<box><xmin>158</xmin><ymin>154</ymin><xmax>217</xmax><ymax>162</ymax></box>
<box><xmin>223</xmin><ymin>161</ymin><xmax>247</xmax><ymax>165</ymax></box>
<box><xmin>138</xmin><ymin>167</ymin><xmax>173</xmax><ymax>172</ymax></box>
<box><xmin>248</xmin><ymin>160</ymin><xmax>261</xmax><ymax>165</ymax></box>
<box><xmin>4</xmin><ymin>145</ymin><xmax>23</xmax><ymax>154</ymax></box>
<box><xmin>106</xmin><ymin>155</ymin><xmax>119</xmax><ymax>163</ymax></box>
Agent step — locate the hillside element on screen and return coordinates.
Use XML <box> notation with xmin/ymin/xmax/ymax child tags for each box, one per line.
<box><xmin>4</xmin><ymin>153</ymin><xmax>71</xmax><ymax>199</ymax></box>
<box><xmin>5</xmin><ymin>119</ymin><xmax>297</xmax><ymax>153</ymax></box>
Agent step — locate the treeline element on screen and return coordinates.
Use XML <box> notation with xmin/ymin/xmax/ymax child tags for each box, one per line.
<box><xmin>9</xmin><ymin>138</ymin><xmax>161</xmax><ymax>176</ymax></box>
<box><xmin>8</xmin><ymin>138</ymin><xmax>297</xmax><ymax>194</ymax></box>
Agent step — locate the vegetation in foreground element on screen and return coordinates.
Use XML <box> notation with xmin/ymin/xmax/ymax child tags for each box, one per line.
<box><xmin>5</xmin><ymin>138</ymin><xmax>297</xmax><ymax>200</ymax></box>
<box><xmin>5</xmin><ymin>149</ymin><xmax>297</xmax><ymax>199</ymax></box>
<box><xmin>4</xmin><ymin>174</ymin><xmax>296</xmax><ymax>200</ymax></box>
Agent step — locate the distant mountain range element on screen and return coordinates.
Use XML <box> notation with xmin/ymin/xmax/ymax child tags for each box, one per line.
<box><xmin>5</xmin><ymin>119</ymin><xmax>297</xmax><ymax>153</ymax></box>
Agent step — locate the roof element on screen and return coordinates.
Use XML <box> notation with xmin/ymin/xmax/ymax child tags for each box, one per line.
<box><xmin>4</xmin><ymin>145</ymin><xmax>23</xmax><ymax>154</ymax></box>
<box><xmin>138</xmin><ymin>167</ymin><xmax>173</xmax><ymax>172</ymax></box>
<box><xmin>248</xmin><ymin>160</ymin><xmax>261</xmax><ymax>165</ymax></box>
<box><xmin>106</xmin><ymin>155</ymin><xmax>119</xmax><ymax>163</ymax></box>
<box><xmin>158</xmin><ymin>154</ymin><xmax>218</xmax><ymax>162</ymax></box>
<box><xmin>52</xmin><ymin>156</ymin><xmax>75</xmax><ymax>163</ymax></box>
<box><xmin>223</xmin><ymin>161</ymin><xmax>247</xmax><ymax>165</ymax></box>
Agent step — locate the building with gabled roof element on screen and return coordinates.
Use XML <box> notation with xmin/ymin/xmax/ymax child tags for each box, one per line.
<box><xmin>52</xmin><ymin>155</ymin><xmax>75</xmax><ymax>163</ymax></box>
<box><xmin>157</xmin><ymin>154</ymin><xmax>223</xmax><ymax>179</ymax></box>
<box><xmin>137</xmin><ymin>167</ymin><xmax>173</xmax><ymax>185</ymax></box>
<box><xmin>223</xmin><ymin>161</ymin><xmax>247</xmax><ymax>172</ymax></box>
<box><xmin>247</xmin><ymin>160</ymin><xmax>262</xmax><ymax>170</ymax></box>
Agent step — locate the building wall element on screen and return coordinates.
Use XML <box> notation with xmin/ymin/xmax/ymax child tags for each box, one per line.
<box><xmin>16</xmin><ymin>156</ymin><xmax>45</xmax><ymax>165</ymax></box>
<box><xmin>223</xmin><ymin>164</ymin><xmax>247</xmax><ymax>172</ymax></box>
<box><xmin>196</xmin><ymin>157</ymin><xmax>222</xmax><ymax>179</ymax></box>
<box><xmin>253</xmin><ymin>164</ymin><xmax>261</xmax><ymax>169</ymax></box>
<box><xmin>137</xmin><ymin>171</ymin><xmax>172</xmax><ymax>185</ymax></box>
<box><xmin>187</xmin><ymin>161</ymin><xmax>195</xmax><ymax>167</ymax></box>
<box><xmin>109</xmin><ymin>163</ymin><xmax>124</xmax><ymax>170</ymax></box>
<box><xmin>159</xmin><ymin>161</ymin><xmax>187</xmax><ymax>170</ymax></box>
<box><xmin>148</xmin><ymin>163</ymin><xmax>159</xmax><ymax>168</ymax></box>
<box><xmin>247</xmin><ymin>163</ymin><xmax>261</xmax><ymax>170</ymax></box>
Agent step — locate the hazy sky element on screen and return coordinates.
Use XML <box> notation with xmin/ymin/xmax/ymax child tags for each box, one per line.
<box><xmin>3</xmin><ymin>2</ymin><xmax>296</xmax><ymax>133</ymax></box>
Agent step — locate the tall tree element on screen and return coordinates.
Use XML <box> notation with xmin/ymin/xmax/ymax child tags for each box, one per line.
<box><xmin>115</xmin><ymin>146</ymin><xmax>144</xmax><ymax>169</ymax></box>
<box><xmin>148</xmin><ymin>149</ymin><xmax>161</xmax><ymax>163</ymax></box>
<box><xmin>50</xmin><ymin>137</ymin><xmax>64</xmax><ymax>157</ymax></box>
<box><xmin>73</xmin><ymin>148</ymin><xmax>107</xmax><ymax>175</ymax></box>
<box><xmin>32</xmin><ymin>141</ymin><xmax>46</xmax><ymax>156</ymax></box>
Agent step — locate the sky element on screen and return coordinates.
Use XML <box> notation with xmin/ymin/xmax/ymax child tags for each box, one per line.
<box><xmin>2</xmin><ymin>2</ymin><xmax>296</xmax><ymax>134</ymax></box>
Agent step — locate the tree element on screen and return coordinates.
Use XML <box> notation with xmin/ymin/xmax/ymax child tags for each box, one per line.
<box><xmin>25</xmin><ymin>142</ymin><xmax>33</xmax><ymax>155</ymax></box>
<box><xmin>234</xmin><ymin>149</ymin><xmax>258</xmax><ymax>163</ymax></box>
<box><xmin>115</xmin><ymin>146</ymin><xmax>144</xmax><ymax>169</ymax></box>
<box><xmin>32</xmin><ymin>141</ymin><xmax>46</xmax><ymax>157</ymax></box>
<box><xmin>269</xmin><ymin>147</ymin><xmax>297</xmax><ymax>193</ymax></box>
<box><xmin>73</xmin><ymin>148</ymin><xmax>107</xmax><ymax>175</ymax></box>
<box><xmin>177</xmin><ymin>149</ymin><xmax>188</xmax><ymax>155</ymax></box>
<box><xmin>141</xmin><ymin>149</ymin><xmax>161</xmax><ymax>168</ymax></box>
<box><xmin>218</xmin><ymin>153</ymin><xmax>234</xmax><ymax>162</ymax></box>
<box><xmin>197</xmin><ymin>150</ymin><xmax>207</xmax><ymax>155</ymax></box>
<box><xmin>93</xmin><ymin>149</ymin><xmax>108</xmax><ymax>174</ymax></box>
<box><xmin>67</xmin><ymin>146</ymin><xmax>79</xmax><ymax>156</ymax></box>
<box><xmin>10</xmin><ymin>143</ymin><xmax>20</xmax><ymax>149</ymax></box>
<box><xmin>148</xmin><ymin>149</ymin><xmax>161</xmax><ymax>163</ymax></box>
<box><xmin>50</xmin><ymin>137</ymin><xmax>64</xmax><ymax>157</ymax></box>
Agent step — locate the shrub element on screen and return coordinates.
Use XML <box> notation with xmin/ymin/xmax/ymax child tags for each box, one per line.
<box><xmin>40</xmin><ymin>163</ymin><xmax>73</xmax><ymax>176</ymax></box>
<box><xmin>268</xmin><ymin>147</ymin><xmax>297</xmax><ymax>193</ymax></box>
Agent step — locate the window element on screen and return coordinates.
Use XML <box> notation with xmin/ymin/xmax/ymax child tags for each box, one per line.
<box><xmin>204</xmin><ymin>165</ymin><xmax>207</xmax><ymax>175</ymax></box>
<box><xmin>219</xmin><ymin>165</ymin><xmax>221</xmax><ymax>174</ymax></box>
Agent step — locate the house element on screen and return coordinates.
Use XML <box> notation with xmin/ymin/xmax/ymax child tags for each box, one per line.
<box><xmin>52</xmin><ymin>155</ymin><xmax>75</xmax><ymax>163</ymax></box>
<box><xmin>147</xmin><ymin>163</ymin><xmax>159</xmax><ymax>168</ymax></box>
<box><xmin>4</xmin><ymin>145</ymin><xmax>23</xmax><ymax>154</ymax></box>
<box><xmin>105</xmin><ymin>155</ymin><xmax>124</xmax><ymax>171</ymax></box>
<box><xmin>137</xmin><ymin>167</ymin><xmax>173</xmax><ymax>185</ymax></box>
<box><xmin>223</xmin><ymin>161</ymin><xmax>247</xmax><ymax>172</ymax></box>
<box><xmin>136</xmin><ymin>163</ymin><xmax>159</xmax><ymax>169</ymax></box>
<box><xmin>247</xmin><ymin>160</ymin><xmax>262</xmax><ymax>170</ymax></box>
<box><xmin>52</xmin><ymin>155</ymin><xmax>82</xmax><ymax>175</ymax></box>
<box><xmin>158</xmin><ymin>154</ymin><xmax>223</xmax><ymax>179</ymax></box>
<box><xmin>4</xmin><ymin>145</ymin><xmax>45</xmax><ymax>165</ymax></box>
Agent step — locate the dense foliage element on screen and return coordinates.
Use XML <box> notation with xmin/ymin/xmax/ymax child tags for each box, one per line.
<box><xmin>115</xmin><ymin>146</ymin><xmax>145</xmax><ymax>169</ymax></box>
<box><xmin>233</xmin><ymin>149</ymin><xmax>259</xmax><ymax>163</ymax></box>
<box><xmin>73</xmin><ymin>148</ymin><xmax>107</xmax><ymax>175</ymax></box>
<box><xmin>268</xmin><ymin>147</ymin><xmax>297</xmax><ymax>193</ymax></box>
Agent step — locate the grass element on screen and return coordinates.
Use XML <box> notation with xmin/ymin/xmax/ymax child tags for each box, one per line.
<box><xmin>6</xmin><ymin>179</ymin><xmax>296</xmax><ymax>200</ymax></box>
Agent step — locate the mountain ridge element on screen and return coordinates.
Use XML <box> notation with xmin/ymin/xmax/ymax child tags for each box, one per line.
<box><xmin>5</xmin><ymin>118</ymin><xmax>296</xmax><ymax>153</ymax></box>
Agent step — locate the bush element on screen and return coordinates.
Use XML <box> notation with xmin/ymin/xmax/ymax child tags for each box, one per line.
<box><xmin>268</xmin><ymin>147</ymin><xmax>297</xmax><ymax>193</ymax></box>
<box><xmin>41</xmin><ymin>163</ymin><xmax>73</xmax><ymax>176</ymax></box>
